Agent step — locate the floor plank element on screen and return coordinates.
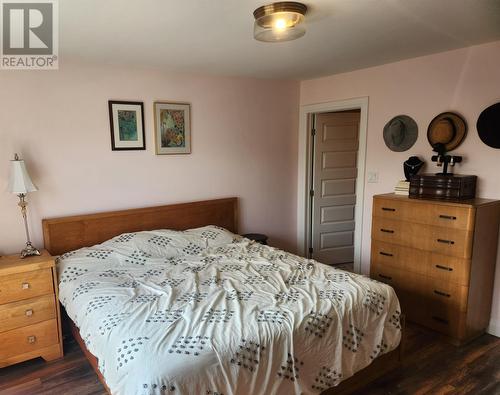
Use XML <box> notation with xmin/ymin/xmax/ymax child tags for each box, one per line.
<box><xmin>0</xmin><ymin>323</ymin><xmax>498</xmax><ymax>394</ymax></box>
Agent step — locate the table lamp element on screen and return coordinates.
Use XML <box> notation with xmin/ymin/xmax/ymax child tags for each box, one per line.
<box><xmin>7</xmin><ymin>153</ymin><xmax>40</xmax><ymax>258</ymax></box>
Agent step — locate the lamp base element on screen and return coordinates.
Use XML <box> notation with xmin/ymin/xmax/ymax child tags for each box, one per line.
<box><xmin>20</xmin><ymin>242</ymin><xmax>41</xmax><ymax>259</ymax></box>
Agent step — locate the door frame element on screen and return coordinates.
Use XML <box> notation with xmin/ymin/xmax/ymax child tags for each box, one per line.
<box><xmin>296</xmin><ymin>97</ymin><xmax>369</xmax><ymax>274</ymax></box>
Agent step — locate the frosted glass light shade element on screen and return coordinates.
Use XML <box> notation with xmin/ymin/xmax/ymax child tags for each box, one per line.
<box><xmin>8</xmin><ymin>156</ymin><xmax>38</xmax><ymax>194</ymax></box>
<box><xmin>253</xmin><ymin>2</ymin><xmax>307</xmax><ymax>42</ymax></box>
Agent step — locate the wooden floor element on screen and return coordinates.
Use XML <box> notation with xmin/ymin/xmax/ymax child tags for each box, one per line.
<box><xmin>0</xmin><ymin>323</ymin><xmax>499</xmax><ymax>395</ymax></box>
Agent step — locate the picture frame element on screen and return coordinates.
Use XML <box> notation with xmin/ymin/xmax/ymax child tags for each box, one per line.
<box><xmin>154</xmin><ymin>101</ymin><xmax>191</xmax><ymax>155</ymax></box>
<box><xmin>108</xmin><ymin>100</ymin><xmax>146</xmax><ymax>151</ymax></box>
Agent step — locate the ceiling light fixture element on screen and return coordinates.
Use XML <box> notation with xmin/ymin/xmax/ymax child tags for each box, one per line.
<box><xmin>253</xmin><ymin>2</ymin><xmax>308</xmax><ymax>43</ymax></box>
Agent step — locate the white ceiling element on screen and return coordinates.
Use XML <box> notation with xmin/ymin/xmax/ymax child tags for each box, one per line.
<box><xmin>61</xmin><ymin>0</ymin><xmax>500</xmax><ymax>80</ymax></box>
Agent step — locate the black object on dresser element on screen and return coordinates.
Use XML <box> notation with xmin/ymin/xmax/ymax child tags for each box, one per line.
<box><xmin>409</xmin><ymin>174</ymin><xmax>477</xmax><ymax>200</ymax></box>
<box><xmin>403</xmin><ymin>156</ymin><xmax>424</xmax><ymax>181</ymax></box>
<box><xmin>243</xmin><ymin>233</ymin><xmax>268</xmax><ymax>245</ymax></box>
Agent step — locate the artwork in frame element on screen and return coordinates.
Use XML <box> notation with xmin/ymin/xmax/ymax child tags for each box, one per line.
<box><xmin>108</xmin><ymin>100</ymin><xmax>146</xmax><ymax>150</ymax></box>
<box><xmin>154</xmin><ymin>101</ymin><xmax>191</xmax><ymax>154</ymax></box>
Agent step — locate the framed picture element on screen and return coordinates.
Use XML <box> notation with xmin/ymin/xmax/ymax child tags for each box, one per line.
<box><xmin>108</xmin><ymin>100</ymin><xmax>145</xmax><ymax>150</ymax></box>
<box><xmin>154</xmin><ymin>101</ymin><xmax>191</xmax><ymax>154</ymax></box>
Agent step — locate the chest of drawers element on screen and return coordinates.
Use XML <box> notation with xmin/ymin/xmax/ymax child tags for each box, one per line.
<box><xmin>0</xmin><ymin>251</ymin><xmax>63</xmax><ymax>367</ymax></box>
<box><xmin>370</xmin><ymin>193</ymin><xmax>500</xmax><ymax>344</ymax></box>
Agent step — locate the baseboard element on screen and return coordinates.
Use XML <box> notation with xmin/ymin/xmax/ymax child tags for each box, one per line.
<box><xmin>487</xmin><ymin>321</ymin><xmax>500</xmax><ymax>338</ymax></box>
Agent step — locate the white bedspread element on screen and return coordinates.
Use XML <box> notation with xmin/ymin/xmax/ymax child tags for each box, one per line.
<box><xmin>57</xmin><ymin>226</ymin><xmax>401</xmax><ymax>395</ymax></box>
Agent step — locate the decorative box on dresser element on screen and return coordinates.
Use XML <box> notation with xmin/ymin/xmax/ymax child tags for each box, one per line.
<box><xmin>0</xmin><ymin>250</ymin><xmax>63</xmax><ymax>367</ymax></box>
<box><xmin>370</xmin><ymin>193</ymin><xmax>500</xmax><ymax>345</ymax></box>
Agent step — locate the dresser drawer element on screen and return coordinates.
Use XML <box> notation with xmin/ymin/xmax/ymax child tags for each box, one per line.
<box><xmin>0</xmin><ymin>295</ymin><xmax>57</xmax><ymax>333</ymax></box>
<box><xmin>370</xmin><ymin>262</ymin><xmax>403</xmax><ymax>289</ymax></box>
<box><xmin>370</xmin><ymin>263</ymin><xmax>416</xmax><ymax>309</ymax></box>
<box><xmin>373</xmin><ymin>197</ymin><xmax>475</xmax><ymax>230</ymax></box>
<box><xmin>425</xmin><ymin>278</ymin><xmax>468</xmax><ymax>313</ymax></box>
<box><xmin>371</xmin><ymin>262</ymin><xmax>467</xmax><ymax>321</ymax></box>
<box><xmin>371</xmin><ymin>241</ymin><xmax>471</xmax><ymax>286</ymax></box>
<box><xmin>0</xmin><ymin>269</ymin><xmax>54</xmax><ymax>304</ymax></box>
<box><xmin>372</xmin><ymin>217</ymin><xmax>473</xmax><ymax>258</ymax></box>
<box><xmin>0</xmin><ymin>319</ymin><xmax>59</xmax><ymax>360</ymax></box>
<box><xmin>422</xmin><ymin>308</ymin><xmax>466</xmax><ymax>339</ymax></box>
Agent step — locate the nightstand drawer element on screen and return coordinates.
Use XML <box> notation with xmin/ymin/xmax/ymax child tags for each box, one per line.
<box><xmin>0</xmin><ymin>294</ymin><xmax>56</xmax><ymax>333</ymax></box>
<box><xmin>0</xmin><ymin>319</ymin><xmax>59</xmax><ymax>360</ymax></box>
<box><xmin>0</xmin><ymin>269</ymin><xmax>53</xmax><ymax>304</ymax></box>
<box><xmin>373</xmin><ymin>197</ymin><xmax>474</xmax><ymax>230</ymax></box>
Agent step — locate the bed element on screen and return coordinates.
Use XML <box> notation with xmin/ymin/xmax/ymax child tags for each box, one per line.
<box><xmin>42</xmin><ymin>197</ymin><xmax>402</xmax><ymax>395</ymax></box>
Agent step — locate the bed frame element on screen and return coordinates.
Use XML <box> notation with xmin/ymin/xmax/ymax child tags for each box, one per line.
<box><xmin>43</xmin><ymin>197</ymin><xmax>238</xmax><ymax>255</ymax></box>
<box><xmin>42</xmin><ymin>197</ymin><xmax>402</xmax><ymax>394</ymax></box>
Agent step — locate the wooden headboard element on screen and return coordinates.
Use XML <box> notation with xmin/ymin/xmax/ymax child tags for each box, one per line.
<box><xmin>42</xmin><ymin>197</ymin><xmax>238</xmax><ymax>255</ymax></box>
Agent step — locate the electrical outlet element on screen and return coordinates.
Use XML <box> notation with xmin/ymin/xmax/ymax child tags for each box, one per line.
<box><xmin>367</xmin><ymin>171</ymin><xmax>379</xmax><ymax>183</ymax></box>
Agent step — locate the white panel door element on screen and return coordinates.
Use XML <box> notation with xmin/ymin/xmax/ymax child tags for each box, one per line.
<box><xmin>311</xmin><ymin>111</ymin><xmax>360</xmax><ymax>265</ymax></box>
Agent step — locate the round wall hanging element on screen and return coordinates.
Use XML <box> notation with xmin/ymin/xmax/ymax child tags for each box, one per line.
<box><xmin>477</xmin><ymin>102</ymin><xmax>500</xmax><ymax>149</ymax></box>
<box><xmin>427</xmin><ymin>112</ymin><xmax>467</xmax><ymax>152</ymax></box>
<box><xmin>383</xmin><ymin>115</ymin><xmax>418</xmax><ymax>152</ymax></box>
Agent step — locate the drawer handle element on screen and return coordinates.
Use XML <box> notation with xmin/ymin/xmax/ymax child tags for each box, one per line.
<box><xmin>435</xmin><ymin>264</ymin><xmax>453</xmax><ymax>272</ymax></box>
<box><xmin>22</xmin><ymin>282</ymin><xmax>30</xmax><ymax>289</ymax></box>
<box><xmin>27</xmin><ymin>335</ymin><xmax>37</xmax><ymax>344</ymax></box>
<box><xmin>434</xmin><ymin>290</ymin><xmax>451</xmax><ymax>298</ymax></box>
<box><xmin>431</xmin><ymin>316</ymin><xmax>449</xmax><ymax>325</ymax></box>
<box><xmin>380</xmin><ymin>229</ymin><xmax>394</xmax><ymax>234</ymax></box>
<box><xmin>25</xmin><ymin>309</ymin><xmax>34</xmax><ymax>317</ymax></box>
<box><xmin>437</xmin><ymin>239</ymin><xmax>455</xmax><ymax>245</ymax></box>
<box><xmin>379</xmin><ymin>251</ymin><xmax>394</xmax><ymax>257</ymax></box>
<box><xmin>382</xmin><ymin>207</ymin><xmax>396</xmax><ymax>212</ymax></box>
<box><xmin>378</xmin><ymin>274</ymin><xmax>392</xmax><ymax>280</ymax></box>
<box><xmin>439</xmin><ymin>215</ymin><xmax>457</xmax><ymax>220</ymax></box>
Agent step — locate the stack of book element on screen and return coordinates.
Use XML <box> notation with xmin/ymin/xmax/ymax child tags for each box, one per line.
<box><xmin>394</xmin><ymin>180</ymin><xmax>410</xmax><ymax>195</ymax></box>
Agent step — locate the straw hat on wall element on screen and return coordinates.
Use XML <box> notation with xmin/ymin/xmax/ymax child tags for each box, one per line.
<box><xmin>427</xmin><ymin>112</ymin><xmax>467</xmax><ymax>152</ymax></box>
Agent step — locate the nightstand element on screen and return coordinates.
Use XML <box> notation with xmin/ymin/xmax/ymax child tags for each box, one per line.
<box><xmin>0</xmin><ymin>250</ymin><xmax>63</xmax><ymax>367</ymax></box>
<box><xmin>243</xmin><ymin>233</ymin><xmax>268</xmax><ymax>245</ymax></box>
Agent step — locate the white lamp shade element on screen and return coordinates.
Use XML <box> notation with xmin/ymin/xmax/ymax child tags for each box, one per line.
<box><xmin>8</xmin><ymin>158</ymin><xmax>38</xmax><ymax>194</ymax></box>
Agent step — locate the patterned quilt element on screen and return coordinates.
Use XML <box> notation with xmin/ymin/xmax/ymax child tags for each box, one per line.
<box><xmin>57</xmin><ymin>226</ymin><xmax>401</xmax><ymax>395</ymax></box>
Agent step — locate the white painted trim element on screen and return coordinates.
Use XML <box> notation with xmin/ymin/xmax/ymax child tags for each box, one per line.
<box><xmin>487</xmin><ymin>321</ymin><xmax>500</xmax><ymax>338</ymax></box>
<box><xmin>297</xmin><ymin>97</ymin><xmax>369</xmax><ymax>274</ymax></box>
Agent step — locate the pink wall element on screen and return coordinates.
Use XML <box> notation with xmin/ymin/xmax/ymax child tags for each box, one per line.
<box><xmin>0</xmin><ymin>62</ymin><xmax>299</xmax><ymax>255</ymax></box>
<box><xmin>300</xmin><ymin>40</ymin><xmax>500</xmax><ymax>335</ymax></box>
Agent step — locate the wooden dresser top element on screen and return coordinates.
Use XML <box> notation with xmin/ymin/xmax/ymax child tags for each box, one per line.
<box><xmin>374</xmin><ymin>193</ymin><xmax>500</xmax><ymax>208</ymax></box>
<box><xmin>0</xmin><ymin>250</ymin><xmax>54</xmax><ymax>276</ymax></box>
